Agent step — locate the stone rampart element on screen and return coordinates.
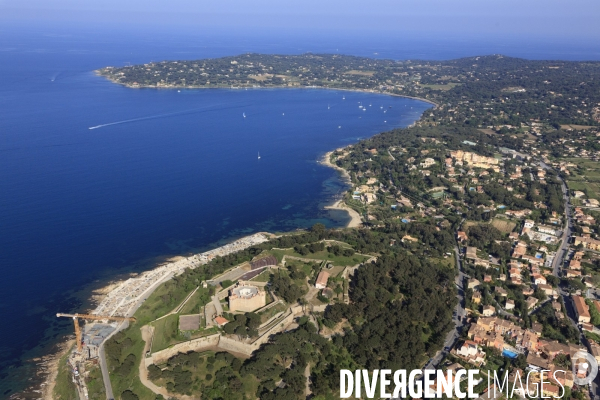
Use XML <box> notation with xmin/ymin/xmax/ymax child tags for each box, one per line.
<box><xmin>147</xmin><ymin>334</ymin><xmax>220</xmax><ymax>366</ymax></box>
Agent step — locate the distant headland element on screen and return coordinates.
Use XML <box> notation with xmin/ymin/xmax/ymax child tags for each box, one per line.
<box><xmin>97</xmin><ymin>53</ymin><xmax>600</xmax><ymax>128</ymax></box>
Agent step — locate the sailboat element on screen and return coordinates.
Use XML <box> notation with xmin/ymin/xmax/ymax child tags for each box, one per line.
<box><xmin>258</xmin><ymin>152</ymin><xmax>261</xmax><ymax>160</ymax></box>
<box><xmin>243</xmin><ymin>112</ymin><xmax>246</xmax><ymax>118</ymax></box>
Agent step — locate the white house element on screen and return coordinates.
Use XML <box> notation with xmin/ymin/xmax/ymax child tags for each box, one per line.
<box><xmin>537</xmin><ymin>225</ymin><xmax>558</xmax><ymax>235</ymax></box>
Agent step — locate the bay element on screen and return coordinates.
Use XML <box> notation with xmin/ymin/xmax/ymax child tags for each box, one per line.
<box><xmin>1</xmin><ymin>22</ymin><xmax>598</xmax><ymax>396</ymax></box>
<box><xmin>0</xmin><ymin>26</ymin><xmax>433</xmax><ymax>397</ymax></box>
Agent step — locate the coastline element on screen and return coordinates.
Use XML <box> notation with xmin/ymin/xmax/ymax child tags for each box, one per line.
<box><xmin>32</xmin><ymin>78</ymin><xmax>422</xmax><ymax>398</ymax></box>
<box><xmin>320</xmin><ymin>150</ymin><xmax>362</xmax><ymax>228</ymax></box>
<box><xmin>37</xmin><ymin>278</ymin><xmax>134</xmax><ymax>400</ymax></box>
<box><xmin>36</xmin><ymin>233</ymin><xmax>272</xmax><ymax>399</ymax></box>
<box><xmin>93</xmin><ymin>71</ymin><xmax>439</xmax><ymax>109</ymax></box>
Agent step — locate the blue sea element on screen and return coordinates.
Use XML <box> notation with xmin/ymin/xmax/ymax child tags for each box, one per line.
<box><xmin>1</xmin><ymin>22</ymin><xmax>599</xmax><ymax>397</ymax></box>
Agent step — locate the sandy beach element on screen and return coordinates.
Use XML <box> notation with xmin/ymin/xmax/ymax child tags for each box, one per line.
<box><xmin>321</xmin><ymin>151</ymin><xmax>362</xmax><ymax>228</ymax></box>
<box><xmin>325</xmin><ymin>199</ymin><xmax>362</xmax><ymax>228</ymax></box>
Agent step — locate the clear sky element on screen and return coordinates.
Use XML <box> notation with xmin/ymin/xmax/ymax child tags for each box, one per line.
<box><xmin>2</xmin><ymin>0</ymin><xmax>599</xmax><ymax>40</ymax></box>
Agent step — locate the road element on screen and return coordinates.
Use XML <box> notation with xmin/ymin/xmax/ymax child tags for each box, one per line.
<box><xmin>97</xmin><ymin>271</ymin><xmax>174</xmax><ymax>399</ymax></box>
<box><xmin>539</xmin><ymin>161</ymin><xmax>572</xmax><ymax>277</ymax></box>
<box><xmin>422</xmin><ymin>244</ymin><xmax>467</xmax><ymax>371</ymax></box>
<box><xmin>207</xmin><ymin>264</ymin><xmax>251</xmax><ymax>286</ymax></box>
<box><xmin>539</xmin><ymin>162</ymin><xmax>600</xmax><ymax>399</ymax></box>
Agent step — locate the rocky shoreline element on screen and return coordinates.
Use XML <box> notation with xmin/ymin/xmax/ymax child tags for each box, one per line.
<box><xmin>32</xmin><ymin>233</ymin><xmax>271</xmax><ymax>399</ymax></box>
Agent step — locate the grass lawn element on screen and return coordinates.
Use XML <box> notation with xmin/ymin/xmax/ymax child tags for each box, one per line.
<box><xmin>150</xmin><ymin>314</ymin><xmax>179</xmax><ymax>353</ymax></box>
<box><xmin>491</xmin><ymin>218</ymin><xmax>517</xmax><ymax>234</ymax></box>
<box><xmin>258</xmin><ymin>302</ymin><xmax>288</xmax><ymax>323</ymax></box>
<box><xmin>151</xmin><ymin>315</ymin><xmax>220</xmax><ymax>353</ymax></box>
<box><xmin>271</xmin><ymin>248</ymin><xmax>368</xmax><ymax>266</ymax></box>
<box><xmin>462</xmin><ymin>220</ymin><xmax>478</xmax><ymax>230</ymax></box>
<box><xmin>86</xmin><ymin>364</ymin><xmax>106</xmax><ymax>400</ymax></box>
<box><xmin>285</xmin><ymin>258</ymin><xmax>318</xmax><ymax>276</ymax></box>
<box><xmin>326</xmin><ymin>265</ymin><xmax>346</xmax><ymax>278</ymax></box>
<box><xmin>53</xmin><ymin>349</ymin><xmax>76</xmax><ymax>400</ymax></box>
<box><xmin>568</xmin><ymin>180</ymin><xmax>600</xmax><ymax>200</ymax></box>
<box><xmin>134</xmin><ymin>281</ymin><xmax>191</xmax><ymax>325</ymax></box>
<box><xmin>565</xmin><ymin>158</ymin><xmax>600</xmax><ymax>199</ymax></box>
<box><xmin>179</xmin><ymin>286</ymin><xmax>211</xmax><ymax>315</ymax></box>
<box><xmin>250</xmin><ymin>269</ymin><xmax>272</xmax><ymax>282</ymax></box>
<box><xmin>430</xmin><ymin>255</ymin><xmax>456</xmax><ymax>271</ymax></box>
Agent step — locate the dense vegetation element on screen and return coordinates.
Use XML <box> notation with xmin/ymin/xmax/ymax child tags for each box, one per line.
<box><xmin>326</xmin><ymin>252</ymin><xmax>456</xmax><ymax>370</ymax></box>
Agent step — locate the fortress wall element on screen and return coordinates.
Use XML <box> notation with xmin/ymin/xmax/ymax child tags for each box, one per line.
<box><xmin>253</xmin><ymin>311</ymin><xmax>296</xmax><ymax>346</ymax></box>
<box><xmin>217</xmin><ymin>287</ymin><xmax>233</xmax><ymax>300</ymax></box>
<box><xmin>217</xmin><ymin>336</ymin><xmax>257</xmax><ymax>356</ymax></box>
<box><xmin>148</xmin><ymin>334</ymin><xmax>220</xmax><ymax>366</ymax></box>
<box><xmin>147</xmin><ymin>305</ymin><xmax>304</xmax><ymax>367</ymax></box>
<box><xmin>239</xmin><ymin>280</ymin><xmax>268</xmax><ymax>287</ymax></box>
<box><xmin>254</xmin><ymin>299</ymin><xmax>282</xmax><ymax>315</ymax></box>
<box><xmin>311</xmin><ymin>304</ymin><xmax>328</xmax><ymax>313</ymax></box>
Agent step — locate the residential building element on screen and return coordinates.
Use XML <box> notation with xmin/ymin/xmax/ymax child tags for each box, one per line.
<box><xmin>526</xmin><ymin>297</ymin><xmax>538</xmax><ymax>309</ymax></box>
<box><xmin>455</xmin><ymin>340</ymin><xmax>486</xmax><ymax>366</ymax></box>
<box><xmin>466</xmin><ymin>246</ymin><xmax>478</xmax><ymax>259</ymax></box>
<box><xmin>572</xmin><ymin>295</ymin><xmax>591</xmax><ymax>323</ymax></box>
<box><xmin>315</xmin><ymin>271</ymin><xmax>330</xmax><ymax>289</ymax></box>
<box><xmin>482</xmin><ymin>305</ymin><xmax>495</xmax><ymax>316</ymax></box>
<box><xmin>468</xmin><ymin>278</ymin><xmax>481</xmax><ymax>289</ymax></box>
<box><xmin>457</xmin><ymin>231</ymin><xmax>468</xmax><ymax>242</ymax></box>
<box><xmin>574</xmin><ymin>236</ymin><xmax>600</xmax><ymax>251</ymax></box>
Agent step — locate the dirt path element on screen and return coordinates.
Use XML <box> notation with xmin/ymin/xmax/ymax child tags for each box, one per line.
<box><xmin>304</xmin><ymin>363</ymin><xmax>312</xmax><ymax>398</ymax></box>
<box><xmin>139</xmin><ymin>325</ymin><xmax>194</xmax><ymax>400</ymax></box>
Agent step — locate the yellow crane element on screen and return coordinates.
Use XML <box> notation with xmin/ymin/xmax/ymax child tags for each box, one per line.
<box><xmin>56</xmin><ymin>313</ymin><xmax>136</xmax><ymax>352</ymax></box>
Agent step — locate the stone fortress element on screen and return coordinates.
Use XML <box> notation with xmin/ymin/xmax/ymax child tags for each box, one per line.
<box><xmin>228</xmin><ymin>282</ymin><xmax>266</xmax><ymax>312</ymax></box>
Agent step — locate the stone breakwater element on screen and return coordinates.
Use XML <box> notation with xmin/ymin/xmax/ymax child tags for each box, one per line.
<box><xmin>93</xmin><ymin>233</ymin><xmax>270</xmax><ymax>317</ymax></box>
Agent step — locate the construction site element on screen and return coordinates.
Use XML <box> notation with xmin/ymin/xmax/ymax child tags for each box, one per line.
<box><xmin>55</xmin><ymin>233</ymin><xmax>270</xmax><ymax>399</ymax></box>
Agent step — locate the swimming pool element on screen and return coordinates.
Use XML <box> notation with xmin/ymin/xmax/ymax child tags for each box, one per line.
<box><xmin>502</xmin><ymin>349</ymin><xmax>518</xmax><ymax>358</ymax></box>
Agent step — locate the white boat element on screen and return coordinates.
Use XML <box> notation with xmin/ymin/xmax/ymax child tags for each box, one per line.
<box><xmin>258</xmin><ymin>152</ymin><xmax>261</xmax><ymax>160</ymax></box>
<box><xmin>342</xmin><ymin>96</ymin><xmax>345</xmax><ymax>100</ymax></box>
<box><xmin>243</xmin><ymin>112</ymin><xmax>246</xmax><ymax>118</ymax></box>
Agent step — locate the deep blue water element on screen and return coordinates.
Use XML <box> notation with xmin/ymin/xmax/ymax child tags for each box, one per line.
<box><xmin>1</xmin><ymin>23</ymin><xmax>599</xmax><ymax>396</ymax></box>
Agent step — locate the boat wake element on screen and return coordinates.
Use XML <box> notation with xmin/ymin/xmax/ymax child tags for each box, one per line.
<box><xmin>88</xmin><ymin>102</ymin><xmax>247</xmax><ymax>130</ymax></box>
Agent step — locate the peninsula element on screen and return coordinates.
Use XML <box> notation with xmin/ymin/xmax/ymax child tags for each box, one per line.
<box><xmin>51</xmin><ymin>53</ymin><xmax>600</xmax><ymax>400</ymax></box>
